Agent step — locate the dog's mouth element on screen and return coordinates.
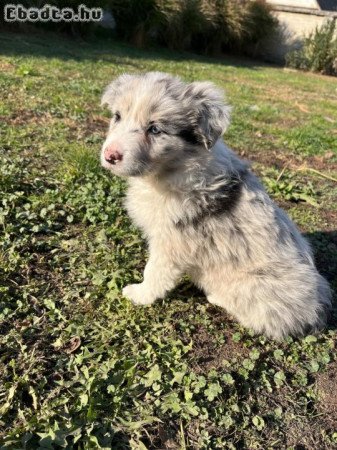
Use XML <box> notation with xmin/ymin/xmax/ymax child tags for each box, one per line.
<box><xmin>108</xmin><ymin>157</ymin><xmax>122</xmax><ymax>165</ymax></box>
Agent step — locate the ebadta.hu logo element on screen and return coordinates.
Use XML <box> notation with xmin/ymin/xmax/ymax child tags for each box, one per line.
<box><xmin>4</xmin><ymin>3</ymin><xmax>103</xmax><ymax>22</ymax></box>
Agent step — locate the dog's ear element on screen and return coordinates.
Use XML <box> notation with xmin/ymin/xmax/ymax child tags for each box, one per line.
<box><xmin>183</xmin><ymin>81</ymin><xmax>231</xmax><ymax>149</ymax></box>
<box><xmin>101</xmin><ymin>73</ymin><xmax>136</xmax><ymax>110</ymax></box>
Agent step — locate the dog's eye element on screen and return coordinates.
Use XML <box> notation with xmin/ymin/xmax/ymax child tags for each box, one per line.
<box><xmin>147</xmin><ymin>125</ymin><xmax>161</xmax><ymax>135</ymax></box>
<box><xmin>113</xmin><ymin>112</ymin><xmax>121</xmax><ymax>123</ymax></box>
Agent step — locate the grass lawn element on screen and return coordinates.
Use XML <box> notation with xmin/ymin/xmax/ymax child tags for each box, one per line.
<box><xmin>1</xmin><ymin>31</ymin><xmax>337</xmax><ymax>450</ymax></box>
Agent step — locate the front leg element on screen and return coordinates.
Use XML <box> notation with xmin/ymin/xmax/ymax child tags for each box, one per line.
<box><xmin>123</xmin><ymin>245</ymin><xmax>182</xmax><ymax>306</ymax></box>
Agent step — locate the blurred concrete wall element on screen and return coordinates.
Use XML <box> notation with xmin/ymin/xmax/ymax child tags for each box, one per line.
<box><xmin>260</xmin><ymin>5</ymin><xmax>337</xmax><ymax>62</ymax></box>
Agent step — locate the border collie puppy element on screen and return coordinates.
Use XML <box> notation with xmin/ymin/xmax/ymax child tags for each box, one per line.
<box><xmin>100</xmin><ymin>72</ymin><xmax>331</xmax><ymax>340</ymax></box>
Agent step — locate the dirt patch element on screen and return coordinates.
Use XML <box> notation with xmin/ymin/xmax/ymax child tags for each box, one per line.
<box><xmin>315</xmin><ymin>210</ymin><xmax>337</xmax><ymax>232</ymax></box>
<box><xmin>0</xmin><ymin>61</ymin><xmax>15</xmax><ymax>72</ymax></box>
<box><xmin>245</xmin><ymin>148</ymin><xmax>337</xmax><ymax>174</ymax></box>
<box><xmin>258</xmin><ymin>380</ymin><xmax>337</xmax><ymax>450</ymax></box>
<box><xmin>1</xmin><ymin>109</ymin><xmax>54</xmax><ymax>126</ymax></box>
<box><xmin>83</xmin><ymin>114</ymin><xmax>109</xmax><ymax>136</ymax></box>
<box><xmin>304</xmin><ymin>154</ymin><xmax>337</xmax><ymax>173</ymax></box>
<box><xmin>188</xmin><ymin>308</ymin><xmax>250</xmax><ymax>373</ymax></box>
<box><xmin>283</xmin><ymin>360</ymin><xmax>337</xmax><ymax>449</ymax></box>
<box><xmin>285</xmin><ymin>418</ymin><xmax>332</xmax><ymax>450</ymax></box>
<box><xmin>280</xmin><ymin>359</ymin><xmax>337</xmax><ymax>449</ymax></box>
<box><xmin>65</xmin><ymin>114</ymin><xmax>109</xmax><ymax>140</ymax></box>
<box><xmin>316</xmin><ymin>360</ymin><xmax>337</xmax><ymax>428</ymax></box>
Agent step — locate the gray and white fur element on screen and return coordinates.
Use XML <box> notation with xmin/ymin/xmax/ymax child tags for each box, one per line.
<box><xmin>100</xmin><ymin>71</ymin><xmax>331</xmax><ymax>340</ymax></box>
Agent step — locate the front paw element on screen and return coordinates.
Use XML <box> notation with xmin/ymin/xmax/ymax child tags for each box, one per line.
<box><xmin>122</xmin><ymin>283</ymin><xmax>155</xmax><ymax>306</ymax></box>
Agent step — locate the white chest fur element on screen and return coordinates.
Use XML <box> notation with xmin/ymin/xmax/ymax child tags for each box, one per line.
<box><xmin>125</xmin><ymin>178</ymin><xmax>184</xmax><ymax>240</ymax></box>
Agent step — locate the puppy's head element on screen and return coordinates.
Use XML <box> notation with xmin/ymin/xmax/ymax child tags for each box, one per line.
<box><xmin>100</xmin><ymin>72</ymin><xmax>230</xmax><ymax>177</ymax></box>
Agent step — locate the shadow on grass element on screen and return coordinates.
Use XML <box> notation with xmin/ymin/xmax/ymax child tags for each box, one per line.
<box><xmin>306</xmin><ymin>230</ymin><xmax>337</xmax><ymax>327</ymax></box>
<box><xmin>0</xmin><ymin>29</ymin><xmax>277</xmax><ymax>71</ymax></box>
<box><xmin>307</xmin><ymin>230</ymin><xmax>337</xmax><ymax>287</ymax></box>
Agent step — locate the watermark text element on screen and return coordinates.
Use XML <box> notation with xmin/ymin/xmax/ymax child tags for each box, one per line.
<box><xmin>4</xmin><ymin>4</ymin><xmax>103</xmax><ymax>22</ymax></box>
